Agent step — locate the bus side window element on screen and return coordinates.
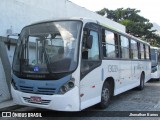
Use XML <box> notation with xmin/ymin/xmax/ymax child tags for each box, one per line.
<box><xmin>131</xmin><ymin>39</ymin><xmax>138</xmax><ymax>59</ymax></box>
<box><xmin>144</xmin><ymin>44</ymin><xmax>146</xmax><ymax>59</ymax></box>
<box><xmin>137</xmin><ymin>42</ymin><xmax>141</xmax><ymax>59</ymax></box>
<box><xmin>81</xmin><ymin>30</ymin><xmax>101</xmax><ymax>77</ymax></box>
<box><xmin>158</xmin><ymin>52</ymin><xmax>160</xmax><ymax>63</ymax></box>
<box><xmin>145</xmin><ymin>45</ymin><xmax>150</xmax><ymax>60</ymax></box>
<box><xmin>103</xmin><ymin>30</ymin><xmax>117</xmax><ymax>58</ymax></box>
<box><xmin>140</xmin><ymin>43</ymin><xmax>145</xmax><ymax>59</ymax></box>
<box><xmin>120</xmin><ymin>36</ymin><xmax>130</xmax><ymax>59</ymax></box>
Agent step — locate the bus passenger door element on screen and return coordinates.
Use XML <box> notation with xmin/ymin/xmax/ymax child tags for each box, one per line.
<box><xmin>80</xmin><ymin>27</ymin><xmax>102</xmax><ymax>110</ymax></box>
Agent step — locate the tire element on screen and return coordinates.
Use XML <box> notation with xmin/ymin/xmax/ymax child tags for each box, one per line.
<box><xmin>98</xmin><ymin>81</ymin><xmax>111</xmax><ymax>109</ymax></box>
<box><xmin>157</xmin><ymin>78</ymin><xmax>160</xmax><ymax>81</ymax></box>
<box><xmin>138</xmin><ymin>73</ymin><xmax>145</xmax><ymax>90</ymax></box>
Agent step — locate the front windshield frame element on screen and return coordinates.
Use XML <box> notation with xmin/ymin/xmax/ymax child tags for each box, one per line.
<box><xmin>12</xmin><ymin>20</ymin><xmax>83</xmax><ymax>79</ymax></box>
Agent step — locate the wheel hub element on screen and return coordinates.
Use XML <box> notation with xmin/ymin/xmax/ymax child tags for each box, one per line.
<box><xmin>102</xmin><ymin>88</ymin><xmax>109</xmax><ymax>102</ymax></box>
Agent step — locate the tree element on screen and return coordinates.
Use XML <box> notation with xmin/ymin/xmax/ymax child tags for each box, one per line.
<box><xmin>97</xmin><ymin>8</ymin><xmax>160</xmax><ymax>46</ymax></box>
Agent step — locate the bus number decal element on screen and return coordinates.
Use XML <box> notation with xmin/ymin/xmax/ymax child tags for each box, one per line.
<box><xmin>108</xmin><ymin>65</ymin><xmax>118</xmax><ymax>72</ymax></box>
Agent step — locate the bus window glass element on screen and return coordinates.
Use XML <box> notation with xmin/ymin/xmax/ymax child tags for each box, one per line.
<box><xmin>104</xmin><ymin>30</ymin><xmax>116</xmax><ymax>58</ymax></box>
<box><xmin>105</xmin><ymin>31</ymin><xmax>114</xmax><ymax>44</ymax></box>
<box><xmin>151</xmin><ymin>49</ymin><xmax>156</xmax><ymax>62</ymax></box>
<box><xmin>81</xmin><ymin>30</ymin><xmax>100</xmax><ymax>75</ymax></box>
<box><xmin>145</xmin><ymin>45</ymin><xmax>150</xmax><ymax>60</ymax></box>
<box><xmin>88</xmin><ymin>31</ymin><xmax>100</xmax><ymax>60</ymax></box>
<box><xmin>120</xmin><ymin>36</ymin><xmax>129</xmax><ymax>59</ymax></box>
<box><xmin>158</xmin><ymin>51</ymin><xmax>160</xmax><ymax>63</ymax></box>
<box><xmin>131</xmin><ymin>39</ymin><xmax>138</xmax><ymax>59</ymax></box>
<box><xmin>140</xmin><ymin>43</ymin><xmax>145</xmax><ymax>59</ymax></box>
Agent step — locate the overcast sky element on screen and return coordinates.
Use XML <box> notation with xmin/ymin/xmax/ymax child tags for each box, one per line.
<box><xmin>69</xmin><ymin>0</ymin><xmax>160</xmax><ymax>25</ymax></box>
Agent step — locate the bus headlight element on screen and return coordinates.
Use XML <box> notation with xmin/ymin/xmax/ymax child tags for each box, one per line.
<box><xmin>58</xmin><ymin>78</ymin><xmax>75</xmax><ymax>94</ymax></box>
<box><xmin>11</xmin><ymin>79</ymin><xmax>18</xmax><ymax>90</ymax></box>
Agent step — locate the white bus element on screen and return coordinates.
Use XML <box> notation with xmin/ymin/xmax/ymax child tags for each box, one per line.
<box><xmin>151</xmin><ymin>46</ymin><xmax>160</xmax><ymax>80</ymax></box>
<box><xmin>10</xmin><ymin>18</ymin><xmax>151</xmax><ymax>111</ymax></box>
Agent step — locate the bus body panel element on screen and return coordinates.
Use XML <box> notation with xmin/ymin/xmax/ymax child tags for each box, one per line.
<box><xmin>11</xmin><ymin>85</ymin><xmax>80</xmax><ymax>111</ymax></box>
<box><xmin>151</xmin><ymin>69</ymin><xmax>160</xmax><ymax>79</ymax></box>
<box><xmin>131</xmin><ymin>61</ymin><xmax>141</xmax><ymax>83</ymax></box>
<box><xmin>80</xmin><ymin>59</ymin><xmax>151</xmax><ymax>110</ymax></box>
<box><xmin>119</xmin><ymin>60</ymin><xmax>132</xmax><ymax>86</ymax></box>
<box><xmin>11</xmin><ymin>69</ymin><xmax>81</xmax><ymax>111</ymax></box>
<box><xmin>151</xmin><ymin>63</ymin><xmax>160</xmax><ymax>79</ymax></box>
<box><xmin>144</xmin><ymin>61</ymin><xmax>151</xmax><ymax>82</ymax></box>
<box><xmin>80</xmin><ymin>66</ymin><xmax>102</xmax><ymax>110</ymax></box>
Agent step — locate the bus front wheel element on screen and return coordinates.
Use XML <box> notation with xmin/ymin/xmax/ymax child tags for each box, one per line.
<box><xmin>98</xmin><ymin>81</ymin><xmax>111</xmax><ymax>109</ymax></box>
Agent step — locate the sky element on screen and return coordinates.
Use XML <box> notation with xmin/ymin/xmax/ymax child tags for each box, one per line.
<box><xmin>69</xmin><ymin>0</ymin><xmax>160</xmax><ymax>25</ymax></box>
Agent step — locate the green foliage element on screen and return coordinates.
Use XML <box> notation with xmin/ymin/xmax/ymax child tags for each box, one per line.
<box><xmin>96</xmin><ymin>8</ymin><xmax>160</xmax><ymax>46</ymax></box>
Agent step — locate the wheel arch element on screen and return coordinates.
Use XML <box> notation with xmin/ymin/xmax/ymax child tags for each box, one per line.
<box><xmin>103</xmin><ymin>77</ymin><xmax>115</xmax><ymax>96</ymax></box>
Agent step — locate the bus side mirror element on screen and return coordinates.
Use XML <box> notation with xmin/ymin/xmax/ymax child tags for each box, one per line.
<box><xmin>7</xmin><ymin>35</ymin><xmax>11</xmax><ymax>51</ymax></box>
<box><xmin>7</xmin><ymin>34</ymin><xmax>20</xmax><ymax>50</ymax></box>
<box><xmin>86</xmin><ymin>35</ymin><xmax>93</xmax><ymax>49</ymax></box>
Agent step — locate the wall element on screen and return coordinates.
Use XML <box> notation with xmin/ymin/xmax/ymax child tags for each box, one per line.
<box><xmin>0</xmin><ymin>58</ymin><xmax>10</xmax><ymax>102</ymax></box>
<box><xmin>0</xmin><ymin>39</ymin><xmax>12</xmax><ymax>103</ymax></box>
<box><xmin>0</xmin><ymin>0</ymin><xmax>125</xmax><ymax>37</ymax></box>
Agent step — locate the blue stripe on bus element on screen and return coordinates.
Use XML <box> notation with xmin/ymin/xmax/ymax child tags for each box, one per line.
<box><xmin>12</xmin><ymin>74</ymin><xmax>71</xmax><ymax>95</ymax></box>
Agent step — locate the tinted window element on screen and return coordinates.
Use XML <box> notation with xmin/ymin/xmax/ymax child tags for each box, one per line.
<box><xmin>103</xmin><ymin>30</ymin><xmax>117</xmax><ymax>58</ymax></box>
<box><xmin>145</xmin><ymin>45</ymin><xmax>150</xmax><ymax>60</ymax></box>
<box><xmin>151</xmin><ymin>49</ymin><xmax>156</xmax><ymax>61</ymax></box>
<box><xmin>120</xmin><ymin>36</ymin><xmax>130</xmax><ymax>59</ymax></box>
<box><xmin>140</xmin><ymin>43</ymin><xmax>145</xmax><ymax>59</ymax></box>
<box><xmin>81</xmin><ymin>30</ymin><xmax>100</xmax><ymax>76</ymax></box>
<box><xmin>131</xmin><ymin>39</ymin><xmax>138</xmax><ymax>59</ymax></box>
<box><xmin>88</xmin><ymin>31</ymin><xmax>100</xmax><ymax>60</ymax></box>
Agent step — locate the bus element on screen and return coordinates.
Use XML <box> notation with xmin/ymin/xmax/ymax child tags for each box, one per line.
<box><xmin>10</xmin><ymin>18</ymin><xmax>151</xmax><ymax>111</ymax></box>
<box><xmin>151</xmin><ymin>46</ymin><xmax>160</xmax><ymax>80</ymax></box>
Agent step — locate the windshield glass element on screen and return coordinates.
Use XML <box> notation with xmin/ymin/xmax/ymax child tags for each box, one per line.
<box><xmin>13</xmin><ymin>21</ymin><xmax>82</xmax><ymax>77</ymax></box>
<box><xmin>151</xmin><ymin>49</ymin><xmax>157</xmax><ymax>66</ymax></box>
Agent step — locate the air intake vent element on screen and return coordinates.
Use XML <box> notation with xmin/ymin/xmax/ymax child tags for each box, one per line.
<box><xmin>19</xmin><ymin>86</ymin><xmax>56</xmax><ymax>95</ymax></box>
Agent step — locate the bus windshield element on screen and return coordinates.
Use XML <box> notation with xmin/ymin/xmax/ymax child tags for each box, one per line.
<box><xmin>12</xmin><ymin>21</ymin><xmax>82</xmax><ymax>78</ymax></box>
<box><xmin>151</xmin><ymin>49</ymin><xmax>157</xmax><ymax>67</ymax></box>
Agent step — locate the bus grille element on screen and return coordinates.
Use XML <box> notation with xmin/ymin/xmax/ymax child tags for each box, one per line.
<box><xmin>23</xmin><ymin>97</ymin><xmax>51</xmax><ymax>105</ymax></box>
<box><xmin>19</xmin><ymin>86</ymin><xmax>56</xmax><ymax>95</ymax></box>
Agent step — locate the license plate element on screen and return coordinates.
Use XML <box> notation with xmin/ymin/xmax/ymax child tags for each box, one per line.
<box><xmin>30</xmin><ymin>96</ymin><xmax>42</xmax><ymax>103</ymax></box>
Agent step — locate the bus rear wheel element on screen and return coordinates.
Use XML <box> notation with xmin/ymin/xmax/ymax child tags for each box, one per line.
<box><xmin>98</xmin><ymin>81</ymin><xmax>111</xmax><ymax>109</ymax></box>
<box><xmin>138</xmin><ymin>73</ymin><xmax>145</xmax><ymax>90</ymax></box>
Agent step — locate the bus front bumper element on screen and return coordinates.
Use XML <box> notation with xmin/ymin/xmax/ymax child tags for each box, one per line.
<box><xmin>11</xmin><ymin>85</ymin><xmax>80</xmax><ymax>111</ymax></box>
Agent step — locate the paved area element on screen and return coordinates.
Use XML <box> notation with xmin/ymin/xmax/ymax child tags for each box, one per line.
<box><xmin>0</xmin><ymin>79</ymin><xmax>160</xmax><ymax>120</ymax></box>
<box><xmin>0</xmin><ymin>100</ymin><xmax>15</xmax><ymax>109</ymax></box>
<box><xmin>105</xmin><ymin>79</ymin><xmax>160</xmax><ymax>111</ymax></box>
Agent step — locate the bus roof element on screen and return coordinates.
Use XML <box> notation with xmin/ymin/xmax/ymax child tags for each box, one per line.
<box><xmin>28</xmin><ymin>18</ymin><xmax>149</xmax><ymax>45</ymax></box>
<box><xmin>150</xmin><ymin>46</ymin><xmax>160</xmax><ymax>50</ymax></box>
<box><xmin>29</xmin><ymin>17</ymin><xmax>97</xmax><ymax>26</ymax></box>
